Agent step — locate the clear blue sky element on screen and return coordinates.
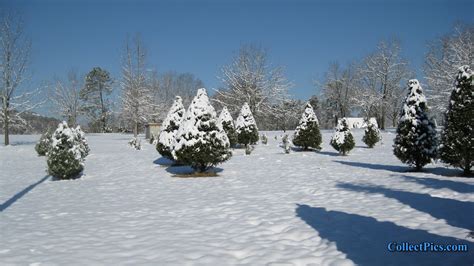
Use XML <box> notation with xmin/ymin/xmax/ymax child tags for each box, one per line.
<box><xmin>2</xmin><ymin>0</ymin><xmax>473</xmax><ymax>116</ymax></box>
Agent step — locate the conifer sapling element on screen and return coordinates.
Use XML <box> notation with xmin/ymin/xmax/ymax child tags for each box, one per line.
<box><xmin>218</xmin><ymin>106</ymin><xmax>237</xmax><ymax>147</ymax></box>
<box><xmin>439</xmin><ymin>65</ymin><xmax>473</xmax><ymax>176</ymax></box>
<box><xmin>393</xmin><ymin>79</ymin><xmax>437</xmax><ymax>171</ymax></box>
<box><xmin>157</xmin><ymin>96</ymin><xmax>185</xmax><ymax>159</ymax></box>
<box><xmin>292</xmin><ymin>102</ymin><xmax>322</xmax><ymax>150</ymax></box>
<box><xmin>330</xmin><ymin>118</ymin><xmax>355</xmax><ymax>155</ymax></box>
<box><xmin>172</xmin><ymin>89</ymin><xmax>232</xmax><ymax>172</ymax></box>
<box><xmin>362</xmin><ymin>120</ymin><xmax>381</xmax><ymax>148</ymax></box>
<box><xmin>35</xmin><ymin>130</ymin><xmax>52</xmax><ymax>156</ymax></box>
<box><xmin>235</xmin><ymin>103</ymin><xmax>259</xmax><ymax>148</ymax></box>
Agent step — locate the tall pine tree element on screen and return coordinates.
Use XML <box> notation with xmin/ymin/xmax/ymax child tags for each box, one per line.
<box><xmin>393</xmin><ymin>79</ymin><xmax>437</xmax><ymax>171</ymax></box>
<box><xmin>81</xmin><ymin>67</ymin><xmax>113</xmax><ymax>132</ymax></box>
<box><xmin>293</xmin><ymin>102</ymin><xmax>322</xmax><ymax>150</ymax></box>
<box><xmin>173</xmin><ymin>89</ymin><xmax>231</xmax><ymax>172</ymax></box>
<box><xmin>157</xmin><ymin>96</ymin><xmax>185</xmax><ymax>159</ymax></box>
<box><xmin>440</xmin><ymin>65</ymin><xmax>473</xmax><ymax>176</ymax></box>
<box><xmin>235</xmin><ymin>103</ymin><xmax>259</xmax><ymax>147</ymax></box>
<box><xmin>218</xmin><ymin>106</ymin><xmax>237</xmax><ymax>147</ymax></box>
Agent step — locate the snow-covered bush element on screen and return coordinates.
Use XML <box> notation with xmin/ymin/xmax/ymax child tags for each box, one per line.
<box><xmin>393</xmin><ymin>79</ymin><xmax>437</xmax><ymax>171</ymax></box>
<box><xmin>236</xmin><ymin>103</ymin><xmax>259</xmax><ymax>147</ymax></box>
<box><xmin>172</xmin><ymin>89</ymin><xmax>232</xmax><ymax>172</ymax></box>
<box><xmin>157</xmin><ymin>96</ymin><xmax>185</xmax><ymax>159</ymax></box>
<box><xmin>440</xmin><ymin>66</ymin><xmax>473</xmax><ymax>175</ymax></box>
<box><xmin>330</xmin><ymin>118</ymin><xmax>355</xmax><ymax>155</ymax></box>
<box><xmin>129</xmin><ymin>137</ymin><xmax>141</xmax><ymax>150</ymax></box>
<box><xmin>218</xmin><ymin>106</ymin><xmax>237</xmax><ymax>147</ymax></box>
<box><xmin>282</xmin><ymin>134</ymin><xmax>290</xmax><ymax>154</ymax></box>
<box><xmin>292</xmin><ymin>102</ymin><xmax>322</xmax><ymax>150</ymax></box>
<box><xmin>35</xmin><ymin>130</ymin><xmax>52</xmax><ymax>156</ymax></box>
<box><xmin>261</xmin><ymin>133</ymin><xmax>268</xmax><ymax>145</ymax></box>
<box><xmin>362</xmin><ymin>120</ymin><xmax>381</xmax><ymax>148</ymax></box>
<box><xmin>47</xmin><ymin>122</ymin><xmax>88</xmax><ymax>180</ymax></box>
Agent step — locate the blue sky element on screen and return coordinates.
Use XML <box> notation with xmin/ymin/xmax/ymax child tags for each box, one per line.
<box><xmin>2</xmin><ymin>0</ymin><xmax>473</xmax><ymax>116</ymax></box>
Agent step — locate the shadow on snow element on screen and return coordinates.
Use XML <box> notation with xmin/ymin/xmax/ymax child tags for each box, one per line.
<box><xmin>153</xmin><ymin>157</ymin><xmax>176</xmax><ymax>166</ymax></box>
<box><xmin>165</xmin><ymin>165</ymin><xmax>223</xmax><ymax>176</ymax></box>
<box><xmin>334</xmin><ymin>160</ymin><xmax>407</xmax><ymax>172</ymax></box>
<box><xmin>336</xmin><ymin>183</ymin><xmax>474</xmax><ymax>231</ymax></box>
<box><xmin>397</xmin><ymin>175</ymin><xmax>474</xmax><ymax>194</ymax></box>
<box><xmin>296</xmin><ymin>204</ymin><xmax>472</xmax><ymax>266</ymax></box>
<box><xmin>0</xmin><ymin>175</ymin><xmax>50</xmax><ymax>212</ymax></box>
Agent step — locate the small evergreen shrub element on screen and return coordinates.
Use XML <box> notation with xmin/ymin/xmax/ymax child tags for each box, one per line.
<box><xmin>330</xmin><ymin>118</ymin><xmax>355</xmax><ymax>155</ymax></box>
<box><xmin>236</xmin><ymin>103</ymin><xmax>259</xmax><ymax>146</ymax></box>
<box><xmin>261</xmin><ymin>134</ymin><xmax>268</xmax><ymax>145</ymax></box>
<box><xmin>47</xmin><ymin>122</ymin><xmax>88</xmax><ymax>180</ymax></box>
<box><xmin>172</xmin><ymin>89</ymin><xmax>232</xmax><ymax>172</ymax></box>
<box><xmin>292</xmin><ymin>102</ymin><xmax>322</xmax><ymax>150</ymax></box>
<box><xmin>35</xmin><ymin>130</ymin><xmax>52</xmax><ymax>156</ymax></box>
<box><xmin>218</xmin><ymin>106</ymin><xmax>238</xmax><ymax>147</ymax></box>
<box><xmin>157</xmin><ymin>96</ymin><xmax>185</xmax><ymax>159</ymax></box>
<box><xmin>362</xmin><ymin>121</ymin><xmax>381</xmax><ymax>148</ymax></box>
<box><xmin>129</xmin><ymin>137</ymin><xmax>142</xmax><ymax>150</ymax></box>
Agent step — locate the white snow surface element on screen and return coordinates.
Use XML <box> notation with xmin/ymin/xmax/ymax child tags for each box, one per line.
<box><xmin>1</xmin><ymin>130</ymin><xmax>473</xmax><ymax>265</ymax></box>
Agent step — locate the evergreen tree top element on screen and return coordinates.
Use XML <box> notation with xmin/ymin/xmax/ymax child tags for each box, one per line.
<box><xmin>236</xmin><ymin>102</ymin><xmax>257</xmax><ymax>130</ymax></box>
<box><xmin>161</xmin><ymin>96</ymin><xmax>185</xmax><ymax>131</ymax></box>
<box><xmin>399</xmin><ymin>79</ymin><xmax>428</xmax><ymax>123</ymax></box>
<box><xmin>218</xmin><ymin>106</ymin><xmax>234</xmax><ymax>125</ymax></box>
<box><xmin>456</xmin><ymin>65</ymin><xmax>472</xmax><ymax>86</ymax></box>
<box><xmin>336</xmin><ymin>118</ymin><xmax>350</xmax><ymax>131</ymax></box>
<box><xmin>299</xmin><ymin>102</ymin><xmax>318</xmax><ymax>124</ymax></box>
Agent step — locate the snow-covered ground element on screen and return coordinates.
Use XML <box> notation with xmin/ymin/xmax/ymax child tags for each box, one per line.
<box><xmin>1</xmin><ymin>130</ymin><xmax>473</xmax><ymax>265</ymax></box>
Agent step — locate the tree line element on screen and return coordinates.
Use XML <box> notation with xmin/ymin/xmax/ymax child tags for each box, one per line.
<box><xmin>1</xmin><ymin>11</ymin><xmax>472</xmax><ymax>145</ymax></box>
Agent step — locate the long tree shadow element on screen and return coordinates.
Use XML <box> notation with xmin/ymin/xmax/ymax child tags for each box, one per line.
<box><xmin>317</xmin><ymin>151</ymin><xmax>340</xmax><ymax>157</ymax></box>
<box><xmin>334</xmin><ymin>160</ymin><xmax>407</xmax><ymax>172</ymax></box>
<box><xmin>296</xmin><ymin>204</ymin><xmax>472</xmax><ymax>266</ymax></box>
<box><xmin>337</xmin><ymin>183</ymin><xmax>474</xmax><ymax>231</ymax></box>
<box><xmin>153</xmin><ymin>157</ymin><xmax>176</xmax><ymax>166</ymax></box>
<box><xmin>1</xmin><ymin>175</ymin><xmax>50</xmax><ymax>212</ymax></box>
<box><xmin>398</xmin><ymin>175</ymin><xmax>474</xmax><ymax>194</ymax></box>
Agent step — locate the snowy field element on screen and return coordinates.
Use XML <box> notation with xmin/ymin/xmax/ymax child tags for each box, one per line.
<box><xmin>1</xmin><ymin>130</ymin><xmax>473</xmax><ymax>265</ymax></box>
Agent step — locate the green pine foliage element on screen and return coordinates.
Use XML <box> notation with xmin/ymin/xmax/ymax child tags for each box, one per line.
<box><xmin>35</xmin><ymin>130</ymin><xmax>52</xmax><ymax>156</ymax></box>
<box><xmin>173</xmin><ymin>89</ymin><xmax>232</xmax><ymax>172</ymax></box>
<box><xmin>235</xmin><ymin>103</ymin><xmax>259</xmax><ymax>146</ymax></box>
<box><xmin>292</xmin><ymin>102</ymin><xmax>322</xmax><ymax>150</ymax></box>
<box><xmin>362</xmin><ymin>121</ymin><xmax>381</xmax><ymax>148</ymax></box>
<box><xmin>330</xmin><ymin>118</ymin><xmax>355</xmax><ymax>155</ymax></box>
<box><xmin>440</xmin><ymin>66</ymin><xmax>474</xmax><ymax>176</ymax></box>
<box><xmin>393</xmin><ymin>79</ymin><xmax>437</xmax><ymax>171</ymax></box>
<box><xmin>218</xmin><ymin>106</ymin><xmax>237</xmax><ymax>147</ymax></box>
<box><xmin>47</xmin><ymin>122</ymin><xmax>89</xmax><ymax>180</ymax></box>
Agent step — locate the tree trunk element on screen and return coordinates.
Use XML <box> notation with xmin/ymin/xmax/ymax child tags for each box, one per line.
<box><xmin>3</xmin><ymin>99</ymin><xmax>9</xmax><ymax>146</ymax></box>
<box><xmin>464</xmin><ymin>165</ymin><xmax>472</xmax><ymax>177</ymax></box>
<box><xmin>134</xmin><ymin>121</ymin><xmax>138</xmax><ymax>137</ymax></box>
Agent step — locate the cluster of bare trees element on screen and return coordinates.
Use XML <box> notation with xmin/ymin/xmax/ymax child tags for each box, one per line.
<box><xmin>213</xmin><ymin>44</ymin><xmax>294</xmax><ymax>129</ymax></box>
<box><xmin>318</xmin><ymin>40</ymin><xmax>411</xmax><ymax>130</ymax></box>
<box><xmin>318</xmin><ymin>25</ymin><xmax>473</xmax><ymax>130</ymax></box>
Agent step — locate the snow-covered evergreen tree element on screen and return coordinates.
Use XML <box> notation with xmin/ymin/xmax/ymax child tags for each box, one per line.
<box><xmin>172</xmin><ymin>89</ymin><xmax>232</xmax><ymax>172</ymax></box>
<box><xmin>393</xmin><ymin>79</ymin><xmax>437</xmax><ymax>171</ymax></box>
<box><xmin>235</xmin><ymin>103</ymin><xmax>259</xmax><ymax>146</ymax></box>
<box><xmin>330</xmin><ymin>118</ymin><xmax>355</xmax><ymax>155</ymax></box>
<box><xmin>74</xmin><ymin>125</ymin><xmax>90</xmax><ymax>158</ymax></box>
<box><xmin>292</xmin><ymin>102</ymin><xmax>322</xmax><ymax>150</ymax></box>
<box><xmin>362</xmin><ymin>120</ymin><xmax>381</xmax><ymax>148</ymax></box>
<box><xmin>282</xmin><ymin>134</ymin><xmax>290</xmax><ymax>154</ymax></box>
<box><xmin>128</xmin><ymin>137</ymin><xmax>141</xmax><ymax>150</ymax></box>
<box><xmin>35</xmin><ymin>130</ymin><xmax>52</xmax><ymax>156</ymax></box>
<box><xmin>157</xmin><ymin>96</ymin><xmax>185</xmax><ymax>159</ymax></box>
<box><xmin>47</xmin><ymin>122</ymin><xmax>88</xmax><ymax>179</ymax></box>
<box><xmin>218</xmin><ymin>106</ymin><xmax>237</xmax><ymax>147</ymax></box>
<box><xmin>440</xmin><ymin>65</ymin><xmax>473</xmax><ymax>175</ymax></box>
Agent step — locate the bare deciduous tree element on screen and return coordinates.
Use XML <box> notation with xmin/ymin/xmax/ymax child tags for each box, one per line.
<box><xmin>424</xmin><ymin>24</ymin><xmax>474</xmax><ymax>118</ymax></box>
<box><xmin>0</xmin><ymin>13</ymin><xmax>40</xmax><ymax>145</ymax></box>
<box><xmin>49</xmin><ymin>70</ymin><xmax>83</xmax><ymax>127</ymax></box>
<box><xmin>214</xmin><ymin>44</ymin><xmax>291</xmax><ymax>124</ymax></box>
<box><xmin>357</xmin><ymin>40</ymin><xmax>411</xmax><ymax>129</ymax></box>
<box><xmin>120</xmin><ymin>35</ymin><xmax>157</xmax><ymax>136</ymax></box>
